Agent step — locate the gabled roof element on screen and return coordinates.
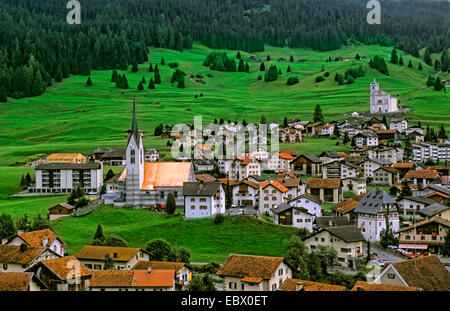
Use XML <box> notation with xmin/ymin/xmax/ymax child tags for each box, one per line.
<box><xmin>398</xmin><ymin>216</ymin><xmax>450</xmax><ymax>233</ymax></box>
<box><xmin>280</xmin><ymin>278</ymin><xmax>346</xmax><ymax>291</ymax></box>
<box><xmin>140</xmin><ymin>162</ymin><xmax>193</xmax><ymax>190</ymax></box>
<box><xmin>246</xmin><ymin>175</ymin><xmax>267</xmax><ymax>182</ymax></box>
<box><xmin>15</xmin><ymin>229</ymin><xmax>67</xmax><ymax>247</ymax></box>
<box><xmin>404</xmin><ymin>170</ymin><xmax>440</xmax><ymax>180</ymax></box>
<box><xmin>391</xmin><ymin>255</ymin><xmax>450</xmax><ymax>291</ymax></box>
<box><xmin>306</xmin><ymin>178</ymin><xmax>341</xmax><ymax>189</ymax></box>
<box><xmin>216</xmin><ymin>254</ymin><xmax>289</xmax><ymax>280</ymax></box>
<box><xmin>351</xmin><ymin>281</ymin><xmax>421</xmax><ymax>291</ymax></box>
<box><xmin>304</xmin><ymin>225</ymin><xmax>365</xmax><ymax>243</ymax></box>
<box><xmin>315</xmin><ymin>216</ymin><xmax>351</xmax><ymax>228</ymax></box>
<box><xmin>289</xmin><ymin>193</ymin><xmax>322</xmax><ymax>205</ymax></box>
<box><xmin>271</xmin><ymin>203</ymin><xmax>311</xmax><ymax>215</ymax></box>
<box><xmin>183</xmin><ymin>181</ymin><xmax>222</xmax><ymax>196</ymax></box>
<box><xmin>46</xmin><ymin>153</ymin><xmax>86</xmax><ymax>163</ymax></box>
<box><xmin>332</xmin><ymin>199</ymin><xmax>359</xmax><ymax>214</ymax></box>
<box><xmin>393</xmin><ymin>163</ymin><xmax>415</xmax><ymax>169</ymax></box>
<box><xmin>217</xmin><ymin>177</ymin><xmax>237</xmax><ymax>187</ymax></box>
<box><xmin>234</xmin><ymin>180</ymin><xmax>260</xmax><ymax>189</ymax></box>
<box><xmin>368</xmin><ymin>157</ymin><xmax>392</xmax><ymax>166</ymax></box>
<box><xmin>195</xmin><ymin>174</ymin><xmax>217</xmax><ymax>183</ymax></box>
<box><xmin>319</xmin><ymin>151</ymin><xmax>343</xmax><ymax>158</ymax></box>
<box><xmin>132</xmin><ymin>261</ymin><xmax>188</xmax><ymax>272</ymax></box>
<box><xmin>74</xmin><ymin>246</ymin><xmax>149</xmax><ymax>262</ymax></box>
<box><xmin>0</xmin><ymin>272</ymin><xmax>38</xmax><ymax>291</ymax></box>
<box><xmin>260</xmin><ymin>181</ymin><xmax>289</xmax><ymax>193</ymax></box>
<box><xmin>36</xmin><ymin>256</ymin><xmax>92</xmax><ymax>280</ymax></box>
<box><xmin>423</xmin><ymin>184</ymin><xmax>450</xmax><ymax>195</ymax></box>
<box><xmin>374</xmin><ymin>166</ymin><xmax>399</xmax><ymax>174</ymax></box>
<box><xmin>419</xmin><ymin>203</ymin><xmax>450</xmax><ymax>217</ymax></box>
<box><xmin>398</xmin><ymin>196</ymin><xmax>435</xmax><ymax>205</ymax></box>
<box><xmin>354</xmin><ymin>189</ymin><xmax>396</xmax><ymax>215</ymax></box>
<box><xmin>89</xmin><ymin>269</ymin><xmax>175</xmax><ymax>288</ymax></box>
<box><xmin>292</xmin><ymin>154</ymin><xmax>322</xmax><ymax>164</ymax></box>
<box><xmin>0</xmin><ymin>245</ymin><xmax>48</xmax><ymax>265</ymax></box>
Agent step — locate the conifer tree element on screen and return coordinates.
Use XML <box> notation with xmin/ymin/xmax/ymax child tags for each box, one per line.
<box><xmin>390</xmin><ymin>48</ymin><xmax>398</xmax><ymax>64</ymax></box>
<box><xmin>236</xmin><ymin>51</ymin><xmax>241</xmax><ymax>59</ymax></box>
<box><xmin>399</xmin><ymin>56</ymin><xmax>404</xmax><ymax>65</ymax></box>
<box><xmin>418</xmin><ymin>62</ymin><xmax>423</xmax><ymax>71</ymax></box>
<box><xmin>441</xmin><ymin>48</ymin><xmax>449</xmax><ymax>72</ymax></box>
<box><xmin>141</xmin><ymin>77</ymin><xmax>146</xmax><ymax>84</ymax></box>
<box><xmin>0</xmin><ymin>85</ymin><xmax>7</xmax><ymax>102</ymax></box>
<box><xmin>408</xmin><ymin>60</ymin><xmax>413</xmax><ymax>68</ymax></box>
<box><xmin>149</xmin><ymin>64</ymin><xmax>154</xmax><ymax>72</ymax></box>
<box><xmin>287</xmin><ymin>65</ymin><xmax>291</xmax><ymax>73</ymax></box>
<box><xmin>424</xmin><ymin>47</ymin><xmax>432</xmax><ymax>66</ymax></box>
<box><xmin>148</xmin><ymin>78</ymin><xmax>155</xmax><ymax>89</ymax></box>
<box><xmin>86</xmin><ymin>76</ymin><xmax>92</xmax><ymax>86</ymax></box>
<box><xmin>426</xmin><ymin>75</ymin><xmax>435</xmax><ymax>87</ymax></box>
<box><xmin>111</xmin><ymin>70</ymin><xmax>118</xmax><ymax>82</ymax></box>
<box><xmin>267</xmin><ymin>54</ymin><xmax>271</xmax><ymax>61</ymax></box>
<box><xmin>434</xmin><ymin>78</ymin><xmax>444</xmax><ymax>91</ymax></box>
<box><xmin>138</xmin><ymin>81</ymin><xmax>144</xmax><ymax>91</ymax></box>
<box><xmin>161</xmin><ymin>58</ymin><xmax>166</xmax><ymax>65</ymax></box>
<box><xmin>313</xmin><ymin>104</ymin><xmax>324</xmax><ymax>123</ymax></box>
<box><xmin>290</xmin><ymin>55</ymin><xmax>294</xmax><ymax>62</ymax></box>
<box><xmin>238</xmin><ymin>59</ymin><xmax>245</xmax><ymax>72</ymax></box>
<box><xmin>131</xmin><ymin>61</ymin><xmax>138</xmax><ymax>73</ymax></box>
<box><xmin>177</xmin><ymin>76</ymin><xmax>185</xmax><ymax>88</ymax></box>
<box><xmin>260</xmin><ymin>63</ymin><xmax>265</xmax><ymax>71</ymax></box>
<box><xmin>434</xmin><ymin>59</ymin><xmax>441</xmax><ymax>72</ymax></box>
<box><xmin>244</xmin><ymin>63</ymin><xmax>250</xmax><ymax>72</ymax></box>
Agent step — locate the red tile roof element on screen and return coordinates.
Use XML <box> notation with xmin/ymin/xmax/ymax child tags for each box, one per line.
<box><xmin>260</xmin><ymin>181</ymin><xmax>289</xmax><ymax>193</ymax></box>
<box><xmin>17</xmin><ymin>229</ymin><xmax>66</xmax><ymax>247</ymax></box>
<box><xmin>74</xmin><ymin>245</ymin><xmax>148</xmax><ymax>262</ymax></box>
<box><xmin>0</xmin><ymin>245</ymin><xmax>47</xmax><ymax>265</ymax></box>
<box><xmin>89</xmin><ymin>269</ymin><xmax>175</xmax><ymax>288</ymax></box>
<box><xmin>351</xmin><ymin>281</ymin><xmax>422</xmax><ymax>291</ymax></box>
<box><xmin>39</xmin><ymin>256</ymin><xmax>92</xmax><ymax>280</ymax></box>
<box><xmin>280</xmin><ymin>278</ymin><xmax>346</xmax><ymax>291</ymax></box>
<box><xmin>307</xmin><ymin>178</ymin><xmax>341</xmax><ymax>189</ymax></box>
<box><xmin>132</xmin><ymin>261</ymin><xmax>187</xmax><ymax>272</ymax></box>
<box><xmin>404</xmin><ymin>170</ymin><xmax>440</xmax><ymax>180</ymax></box>
<box><xmin>216</xmin><ymin>254</ymin><xmax>286</xmax><ymax>280</ymax></box>
<box><xmin>0</xmin><ymin>272</ymin><xmax>35</xmax><ymax>291</ymax></box>
<box><xmin>332</xmin><ymin>199</ymin><xmax>359</xmax><ymax>214</ymax></box>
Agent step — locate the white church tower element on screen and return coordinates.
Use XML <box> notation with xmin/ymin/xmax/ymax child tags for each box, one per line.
<box><xmin>370</xmin><ymin>78</ymin><xmax>398</xmax><ymax>114</ymax></box>
<box><xmin>126</xmin><ymin>101</ymin><xmax>145</xmax><ymax>207</ymax></box>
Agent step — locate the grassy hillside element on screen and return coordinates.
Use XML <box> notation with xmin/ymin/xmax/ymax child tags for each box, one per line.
<box><xmin>49</xmin><ymin>206</ymin><xmax>298</xmax><ymax>263</ymax></box>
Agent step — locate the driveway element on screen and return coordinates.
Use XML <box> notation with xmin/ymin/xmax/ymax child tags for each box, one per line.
<box><xmin>362</xmin><ymin>243</ymin><xmax>404</xmax><ymax>263</ymax></box>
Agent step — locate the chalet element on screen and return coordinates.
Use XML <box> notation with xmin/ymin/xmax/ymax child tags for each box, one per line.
<box><xmin>372</xmin><ymin>167</ymin><xmax>400</xmax><ymax>186</ymax></box>
<box><xmin>389</xmin><ymin>119</ymin><xmax>408</xmax><ymax>133</ymax></box>
<box><xmin>248</xmin><ymin>147</ymin><xmax>269</xmax><ymax>161</ymax></box>
<box><xmin>89</xmin><ymin>269</ymin><xmax>176</xmax><ymax>291</ymax></box>
<box><xmin>194</xmin><ymin>174</ymin><xmax>217</xmax><ymax>183</ymax></box>
<box><xmin>30</xmin><ymin>162</ymin><xmax>103</xmax><ymax>195</ymax></box>
<box><xmin>290</xmin><ymin>154</ymin><xmax>322</xmax><ymax>176</ymax></box>
<box><xmin>403</xmin><ymin>170</ymin><xmax>441</xmax><ymax>187</ymax></box>
<box><xmin>303</xmin><ymin>225</ymin><xmax>365</xmax><ymax>268</ymax></box>
<box><xmin>216</xmin><ymin>254</ymin><xmax>293</xmax><ymax>291</ymax></box>
<box><xmin>280</xmin><ymin>127</ymin><xmax>302</xmax><ymax>143</ymax></box>
<box><xmin>92</xmin><ymin>147</ymin><xmax>127</xmax><ymax>166</ymax></box>
<box><xmin>288</xmin><ymin>193</ymin><xmax>322</xmax><ymax>217</ymax></box>
<box><xmin>259</xmin><ymin>181</ymin><xmax>290</xmax><ymax>215</ymax></box>
<box><xmin>306</xmin><ymin>178</ymin><xmax>342</xmax><ymax>203</ymax></box>
<box><xmin>361</xmin><ymin>157</ymin><xmax>392</xmax><ymax>178</ymax></box>
<box><xmin>0</xmin><ymin>272</ymin><xmax>46</xmax><ymax>291</ymax></box>
<box><xmin>305</xmin><ymin>123</ymin><xmax>321</xmax><ymax>136</ymax></box>
<box><xmin>376</xmin><ymin>130</ymin><xmax>400</xmax><ymax>143</ymax></box>
<box><xmin>45</xmin><ymin>153</ymin><xmax>87</xmax><ymax>163</ymax></box>
<box><xmin>183</xmin><ymin>181</ymin><xmax>225</xmax><ymax>218</ymax></box>
<box><xmin>407</xmin><ymin>131</ymin><xmax>425</xmax><ymax>143</ymax></box>
<box><xmin>419</xmin><ymin>203</ymin><xmax>450</xmax><ymax>221</ymax></box>
<box><xmin>0</xmin><ymin>245</ymin><xmax>60</xmax><ymax>273</ymax></box>
<box><xmin>279</xmin><ymin>278</ymin><xmax>347</xmax><ymax>291</ymax></box>
<box><xmin>397</xmin><ymin>196</ymin><xmax>436</xmax><ymax>220</ymax></box>
<box><xmin>341</xmin><ymin>177</ymin><xmax>366</xmax><ymax>195</ymax></box>
<box><xmin>8</xmin><ymin>229</ymin><xmax>66</xmax><ymax>257</ymax></box>
<box><xmin>74</xmin><ymin>245</ymin><xmax>150</xmax><ymax>271</ymax></box>
<box><xmin>319</xmin><ymin>151</ymin><xmax>345</xmax><ymax>165</ymax></box>
<box><xmin>368</xmin><ymin>146</ymin><xmax>401</xmax><ymax>163</ymax></box>
<box><xmin>398</xmin><ymin>217</ymin><xmax>450</xmax><ymax>254</ymax></box>
<box><xmin>373</xmin><ymin>255</ymin><xmax>450</xmax><ymax>291</ymax></box>
<box><xmin>132</xmin><ymin>261</ymin><xmax>192</xmax><ymax>288</ymax></box>
<box><xmin>426</xmin><ymin>166</ymin><xmax>450</xmax><ymax>179</ymax></box>
<box><xmin>316</xmin><ymin>123</ymin><xmax>334</xmax><ymax>136</ymax></box>
<box><xmin>271</xmin><ymin>203</ymin><xmax>315</xmax><ymax>232</ymax></box>
<box><xmin>26</xmin><ymin>256</ymin><xmax>92</xmax><ymax>291</ymax></box>
<box><xmin>322</xmin><ymin>160</ymin><xmax>359</xmax><ymax>179</ymax></box>
<box><xmin>272</xmin><ymin>174</ymin><xmax>305</xmax><ymax>199</ymax></box>
<box><xmin>351</xmin><ymin>281</ymin><xmax>421</xmax><ymax>291</ymax></box>
<box><xmin>354</xmin><ymin>132</ymin><xmax>378</xmax><ymax>147</ymax></box>
<box><xmin>353</xmin><ymin>189</ymin><xmax>399</xmax><ymax>242</ymax></box>
<box><xmin>230</xmin><ymin>157</ymin><xmax>261</xmax><ymax>181</ymax></box>
<box><xmin>48</xmin><ymin>202</ymin><xmax>76</xmax><ymax>221</ymax></box>
<box><xmin>392</xmin><ymin>162</ymin><xmax>416</xmax><ymax>179</ymax></box>
<box><xmin>267</xmin><ymin>152</ymin><xmax>294</xmax><ymax>173</ymax></box>
<box><xmin>332</xmin><ymin>199</ymin><xmax>360</xmax><ymax>222</ymax></box>
<box><xmin>232</xmin><ymin>180</ymin><xmax>260</xmax><ymax>207</ymax></box>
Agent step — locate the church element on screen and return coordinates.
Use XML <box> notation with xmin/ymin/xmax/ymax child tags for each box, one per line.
<box><xmin>104</xmin><ymin>102</ymin><xmax>195</xmax><ymax>208</ymax></box>
<box><xmin>369</xmin><ymin>79</ymin><xmax>398</xmax><ymax>114</ymax></box>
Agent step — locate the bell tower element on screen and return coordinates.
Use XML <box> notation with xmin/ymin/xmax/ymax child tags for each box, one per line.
<box><xmin>370</xmin><ymin>78</ymin><xmax>379</xmax><ymax>94</ymax></box>
<box><xmin>126</xmin><ymin>100</ymin><xmax>144</xmax><ymax>206</ymax></box>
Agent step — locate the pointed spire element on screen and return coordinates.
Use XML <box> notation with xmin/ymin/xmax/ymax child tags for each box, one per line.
<box><xmin>131</xmin><ymin>99</ymin><xmax>140</xmax><ymax>143</ymax></box>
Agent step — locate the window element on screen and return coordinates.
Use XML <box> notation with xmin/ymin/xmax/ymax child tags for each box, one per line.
<box><xmin>388</xmin><ymin>273</ymin><xmax>395</xmax><ymax>279</ymax></box>
<box><xmin>278</xmin><ymin>269</ymin><xmax>283</xmax><ymax>276</ymax></box>
<box><xmin>272</xmin><ymin>284</ymin><xmax>277</xmax><ymax>291</ymax></box>
<box><xmin>2</xmin><ymin>264</ymin><xmax>7</xmax><ymax>270</ymax></box>
<box><xmin>241</xmin><ymin>283</ymin><xmax>245</xmax><ymax>290</ymax></box>
<box><xmin>190</xmin><ymin>198</ymin><xmax>195</xmax><ymax>202</ymax></box>
<box><xmin>229</xmin><ymin>282</ymin><xmax>237</xmax><ymax>289</ymax></box>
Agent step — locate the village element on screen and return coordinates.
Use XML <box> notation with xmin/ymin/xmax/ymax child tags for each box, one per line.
<box><xmin>1</xmin><ymin>80</ymin><xmax>449</xmax><ymax>292</ymax></box>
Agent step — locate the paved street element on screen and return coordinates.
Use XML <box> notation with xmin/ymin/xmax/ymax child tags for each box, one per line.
<box><xmin>362</xmin><ymin>243</ymin><xmax>404</xmax><ymax>263</ymax></box>
<box><xmin>226</xmin><ymin>206</ymin><xmax>259</xmax><ymax>217</ymax></box>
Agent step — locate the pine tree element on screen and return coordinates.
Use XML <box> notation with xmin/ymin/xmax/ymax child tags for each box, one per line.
<box><xmin>333</xmin><ymin>125</ymin><xmax>340</xmax><ymax>137</ymax></box>
<box><xmin>149</xmin><ymin>64</ymin><xmax>154</xmax><ymax>72</ymax></box>
<box><xmin>424</xmin><ymin>47</ymin><xmax>432</xmax><ymax>66</ymax></box>
<box><xmin>161</xmin><ymin>57</ymin><xmax>166</xmax><ymax>65</ymax></box>
<box><xmin>86</xmin><ymin>77</ymin><xmax>92</xmax><ymax>86</ymax></box>
<box><xmin>260</xmin><ymin>63</ymin><xmax>265</xmax><ymax>71</ymax></box>
<box><xmin>434</xmin><ymin>59</ymin><xmax>441</xmax><ymax>72</ymax></box>
<box><xmin>426</xmin><ymin>75</ymin><xmax>435</xmax><ymax>87</ymax></box>
<box><xmin>290</xmin><ymin>55</ymin><xmax>294</xmax><ymax>62</ymax></box>
<box><xmin>408</xmin><ymin>60</ymin><xmax>413</xmax><ymax>68</ymax></box>
<box><xmin>148</xmin><ymin>78</ymin><xmax>155</xmax><ymax>89</ymax></box>
<box><xmin>93</xmin><ymin>224</ymin><xmax>105</xmax><ymax>243</ymax></box>
<box><xmin>261</xmin><ymin>114</ymin><xmax>267</xmax><ymax>124</ymax></box>
<box><xmin>0</xmin><ymin>85</ymin><xmax>7</xmax><ymax>102</ymax></box>
<box><xmin>313</xmin><ymin>104</ymin><xmax>324</xmax><ymax>123</ymax></box>
<box><xmin>236</xmin><ymin>51</ymin><xmax>241</xmax><ymax>59</ymax></box>
<box><xmin>122</xmin><ymin>75</ymin><xmax>129</xmax><ymax>89</ymax></box>
<box><xmin>238</xmin><ymin>59</ymin><xmax>245</xmax><ymax>72</ymax></box>
<box><xmin>154</xmin><ymin>71</ymin><xmax>161</xmax><ymax>84</ymax></box>
<box><xmin>287</xmin><ymin>65</ymin><xmax>291</xmax><ymax>73</ymax></box>
<box><xmin>441</xmin><ymin>48</ymin><xmax>449</xmax><ymax>72</ymax></box>
<box><xmin>399</xmin><ymin>56</ymin><xmax>404</xmax><ymax>65</ymax></box>
<box><xmin>418</xmin><ymin>62</ymin><xmax>423</xmax><ymax>71</ymax></box>
<box><xmin>244</xmin><ymin>63</ymin><xmax>249</xmax><ymax>72</ymax></box>
<box><xmin>403</xmin><ymin>139</ymin><xmax>413</xmax><ymax>161</ymax></box>
<box><xmin>111</xmin><ymin>70</ymin><xmax>118</xmax><ymax>82</ymax></box>
<box><xmin>390</xmin><ymin>48</ymin><xmax>398</xmax><ymax>64</ymax></box>
<box><xmin>165</xmin><ymin>192</ymin><xmax>176</xmax><ymax>215</ymax></box>
<box><xmin>343</xmin><ymin>132</ymin><xmax>350</xmax><ymax>144</ymax></box>
<box><xmin>138</xmin><ymin>81</ymin><xmax>144</xmax><ymax>91</ymax></box>
<box><xmin>177</xmin><ymin>76</ymin><xmax>185</xmax><ymax>88</ymax></box>
<box><xmin>266</xmin><ymin>54</ymin><xmax>271</xmax><ymax>61</ymax></box>
<box><xmin>434</xmin><ymin>78</ymin><xmax>444</xmax><ymax>91</ymax></box>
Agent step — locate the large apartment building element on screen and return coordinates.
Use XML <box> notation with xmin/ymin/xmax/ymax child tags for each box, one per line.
<box><xmin>412</xmin><ymin>142</ymin><xmax>450</xmax><ymax>163</ymax></box>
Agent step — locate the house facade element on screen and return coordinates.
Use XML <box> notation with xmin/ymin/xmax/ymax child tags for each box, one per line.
<box><xmin>183</xmin><ymin>181</ymin><xmax>225</xmax><ymax>218</ymax></box>
<box><xmin>74</xmin><ymin>246</ymin><xmax>150</xmax><ymax>270</ymax></box>
<box><xmin>306</xmin><ymin>178</ymin><xmax>343</xmax><ymax>203</ymax></box>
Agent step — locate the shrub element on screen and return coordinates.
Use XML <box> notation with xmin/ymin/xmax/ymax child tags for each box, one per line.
<box><xmin>315</xmin><ymin>76</ymin><xmax>325</xmax><ymax>83</ymax></box>
<box><xmin>214</xmin><ymin>214</ymin><xmax>225</xmax><ymax>224</ymax></box>
<box><xmin>287</xmin><ymin>77</ymin><xmax>299</xmax><ymax>86</ymax></box>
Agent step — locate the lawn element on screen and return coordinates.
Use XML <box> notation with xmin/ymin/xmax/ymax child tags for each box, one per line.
<box><xmin>50</xmin><ymin>206</ymin><xmax>298</xmax><ymax>263</ymax></box>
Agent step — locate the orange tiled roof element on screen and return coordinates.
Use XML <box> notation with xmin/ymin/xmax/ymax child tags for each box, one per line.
<box><xmin>0</xmin><ymin>272</ymin><xmax>35</xmax><ymax>291</ymax></box>
<box><xmin>0</xmin><ymin>245</ymin><xmax>47</xmax><ymax>265</ymax></box>
<box><xmin>376</xmin><ymin>130</ymin><xmax>398</xmax><ymax>134</ymax></box>
<box><xmin>351</xmin><ymin>281</ymin><xmax>422</xmax><ymax>291</ymax></box>
<box><xmin>17</xmin><ymin>229</ymin><xmax>67</xmax><ymax>247</ymax></box>
<box><xmin>393</xmin><ymin>163</ymin><xmax>414</xmax><ymax>169</ymax></box>
<box><xmin>260</xmin><ymin>181</ymin><xmax>289</xmax><ymax>193</ymax></box>
<box><xmin>426</xmin><ymin>192</ymin><xmax>448</xmax><ymax>199</ymax></box>
<box><xmin>89</xmin><ymin>270</ymin><xmax>174</xmax><ymax>288</ymax></box>
<box><xmin>141</xmin><ymin>162</ymin><xmax>192</xmax><ymax>190</ymax></box>
<box><xmin>241</xmin><ymin>276</ymin><xmax>263</xmax><ymax>283</ymax></box>
<box><xmin>278</xmin><ymin>152</ymin><xmax>295</xmax><ymax>160</ymax></box>
<box><xmin>195</xmin><ymin>174</ymin><xmax>217</xmax><ymax>183</ymax></box>
<box><xmin>46</xmin><ymin>153</ymin><xmax>86</xmax><ymax>163</ymax></box>
<box><xmin>307</xmin><ymin>178</ymin><xmax>341</xmax><ymax>189</ymax></box>
<box><xmin>216</xmin><ymin>254</ymin><xmax>285</xmax><ymax>280</ymax></box>
<box><xmin>280</xmin><ymin>278</ymin><xmax>346</xmax><ymax>291</ymax></box>
<box><xmin>332</xmin><ymin>199</ymin><xmax>359</xmax><ymax>214</ymax></box>
<box><xmin>404</xmin><ymin>170</ymin><xmax>440</xmax><ymax>180</ymax></box>
<box><xmin>74</xmin><ymin>245</ymin><xmax>146</xmax><ymax>262</ymax></box>
<box><xmin>218</xmin><ymin>178</ymin><xmax>237</xmax><ymax>186</ymax></box>
<box><xmin>132</xmin><ymin>261</ymin><xmax>186</xmax><ymax>272</ymax></box>
<box><xmin>232</xmin><ymin>156</ymin><xmax>253</xmax><ymax>165</ymax></box>
<box><xmin>40</xmin><ymin>256</ymin><xmax>92</xmax><ymax>280</ymax></box>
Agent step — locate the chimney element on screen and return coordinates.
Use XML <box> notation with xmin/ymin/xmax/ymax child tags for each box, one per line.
<box><xmin>295</xmin><ymin>282</ymin><xmax>303</xmax><ymax>291</ymax></box>
<box><xmin>113</xmin><ymin>252</ymin><xmax>118</xmax><ymax>258</ymax></box>
<box><xmin>42</xmin><ymin>238</ymin><xmax>48</xmax><ymax>247</ymax></box>
<box><xmin>147</xmin><ymin>267</ymin><xmax>152</xmax><ymax>274</ymax></box>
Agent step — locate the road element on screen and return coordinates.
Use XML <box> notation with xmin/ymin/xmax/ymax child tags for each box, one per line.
<box><xmin>226</xmin><ymin>206</ymin><xmax>259</xmax><ymax>216</ymax></box>
<box><xmin>362</xmin><ymin>243</ymin><xmax>404</xmax><ymax>263</ymax></box>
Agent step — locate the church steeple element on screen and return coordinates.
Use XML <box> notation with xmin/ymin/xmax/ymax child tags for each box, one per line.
<box><xmin>130</xmin><ymin>99</ymin><xmax>140</xmax><ymax>144</ymax></box>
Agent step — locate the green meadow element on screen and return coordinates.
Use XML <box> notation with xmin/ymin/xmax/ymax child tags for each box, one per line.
<box><xmin>0</xmin><ymin>43</ymin><xmax>448</xmax><ymax>261</ymax></box>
